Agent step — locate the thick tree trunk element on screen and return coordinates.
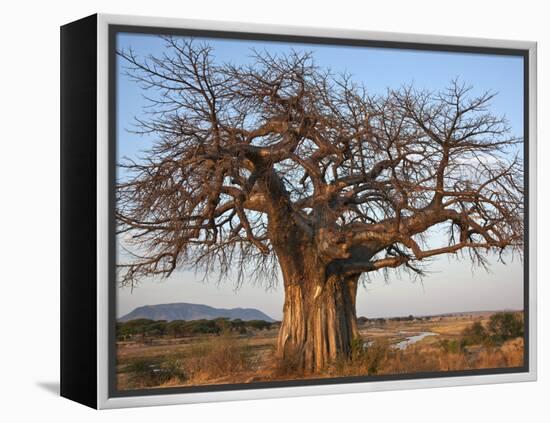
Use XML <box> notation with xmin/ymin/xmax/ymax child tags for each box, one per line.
<box><xmin>276</xmin><ymin>268</ymin><xmax>360</xmax><ymax>373</ymax></box>
<box><xmin>264</xmin><ymin>197</ymin><xmax>362</xmax><ymax>373</ymax></box>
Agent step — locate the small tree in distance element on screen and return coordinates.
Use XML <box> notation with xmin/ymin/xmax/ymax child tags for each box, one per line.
<box><xmin>116</xmin><ymin>37</ymin><xmax>523</xmax><ymax>372</ymax></box>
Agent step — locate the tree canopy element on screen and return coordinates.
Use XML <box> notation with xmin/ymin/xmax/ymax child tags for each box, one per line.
<box><xmin>116</xmin><ymin>37</ymin><xmax>524</xmax><ymax>288</ymax></box>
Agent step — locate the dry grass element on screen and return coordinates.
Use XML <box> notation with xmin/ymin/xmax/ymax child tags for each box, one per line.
<box><xmin>118</xmin><ymin>335</ymin><xmax>260</xmax><ymax>389</ymax></box>
<box><xmin>181</xmin><ymin>336</ymin><xmax>256</xmax><ymax>384</ymax></box>
<box><xmin>327</xmin><ymin>337</ymin><xmax>524</xmax><ymax>377</ymax></box>
<box><xmin>272</xmin><ymin>347</ymin><xmax>305</xmax><ymax>378</ymax></box>
<box><xmin>116</xmin><ymin>313</ymin><xmax>525</xmax><ymax>390</ymax></box>
<box><xmin>383</xmin><ymin>337</ymin><xmax>523</xmax><ymax>375</ymax></box>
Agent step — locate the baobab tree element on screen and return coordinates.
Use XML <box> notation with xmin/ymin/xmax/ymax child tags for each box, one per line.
<box><xmin>116</xmin><ymin>37</ymin><xmax>524</xmax><ymax>372</ymax></box>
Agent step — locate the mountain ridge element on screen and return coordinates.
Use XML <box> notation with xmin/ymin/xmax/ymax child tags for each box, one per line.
<box><xmin>119</xmin><ymin>302</ymin><xmax>275</xmax><ymax>322</ymax></box>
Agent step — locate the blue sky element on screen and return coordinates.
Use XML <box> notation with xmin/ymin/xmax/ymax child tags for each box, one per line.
<box><xmin>115</xmin><ymin>32</ymin><xmax>524</xmax><ymax>320</ymax></box>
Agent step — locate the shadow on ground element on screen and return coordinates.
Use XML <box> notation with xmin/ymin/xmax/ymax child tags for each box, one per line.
<box><xmin>36</xmin><ymin>381</ymin><xmax>60</xmax><ymax>396</ymax></box>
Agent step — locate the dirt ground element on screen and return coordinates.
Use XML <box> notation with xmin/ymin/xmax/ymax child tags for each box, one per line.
<box><xmin>116</xmin><ymin>311</ymin><xmax>524</xmax><ymax>391</ymax></box>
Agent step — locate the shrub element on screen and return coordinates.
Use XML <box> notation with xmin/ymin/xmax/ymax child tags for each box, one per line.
<box><xmin>357</xmin><ymin>316</ymin><xmax>369</xmax><ymax>325</ymax></box>
<box><xmin>125</xmin><ymin>358</ymin><xmax>187</xmax><ymax>388</ymax></box>
<box><xmin>142</xmin><ymin>318</ymin><xmax>274</xmax><ymax>338</ymax></box>
<box><xmin>460</xmin><ymin>312</ymin><xmax>523</xmax><ymax>348</ymax></box>
<box><xmin>461</xmin><ymin>321</ymin><xmax>488</xmax><ymax>345</ymax></box>
<box><xmin>334</xmin><ymin>338</ymin><xmax>390</xmax><ymax>376</ymax></box>
<box><xmin>487</xmin><ymin>312</ymin><xmax>523</xmax><ymax>344</ymax></box>
<box><xmin>438</xmin><ymin>338</ymin><xmax>465</xmax><ymax>354</ymax></box>
<box><xmin>246</xmin><ymin>320</ymin><xmax>273</xmax><ymax>331</ymax></box>
<box><xmin>363</xmin><ymin>340</ymin><xmax>390</xmax><ymax>374</ymax></box>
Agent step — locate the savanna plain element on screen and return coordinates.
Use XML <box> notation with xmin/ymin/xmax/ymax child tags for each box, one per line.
<box><xmin>116</xmin><ymin>310</ymin><xmax>524</xmax><ymax>390</ymax></box>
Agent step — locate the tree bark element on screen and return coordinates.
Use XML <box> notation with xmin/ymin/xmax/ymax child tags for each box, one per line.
<box><xmin>264</xmin><ymin>188</ymin><xmax>361</xmax><ymax>373</ymax></box>
<box><xmin>276</xmin><ymin>266</ymin><xmax>360</xmax><ymax>373</ymax></box>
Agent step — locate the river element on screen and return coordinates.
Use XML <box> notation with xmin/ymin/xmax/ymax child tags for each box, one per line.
<box><xmin>394</xmin><ymin>332</ymin><xmax>439</xmax><ymax>350</ymax></box>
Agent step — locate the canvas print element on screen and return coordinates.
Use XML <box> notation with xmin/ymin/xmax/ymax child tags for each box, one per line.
<box><xmin>113</xmin><ymin>31</ymin><xmax>526</xmax><ymax>392</ymax></box>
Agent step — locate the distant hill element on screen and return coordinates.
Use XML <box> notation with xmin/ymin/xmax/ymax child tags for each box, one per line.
<box><xmin>119</xmin><ymin>302</ymin><xmax>275</xmax><ymax>323</ymax></box>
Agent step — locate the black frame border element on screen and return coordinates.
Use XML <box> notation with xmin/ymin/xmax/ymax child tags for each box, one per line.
<box><xmin>60</xmin><ymin>14</ymin><xmax>98</xmax><ymax>409</ymax></box>
<box><xmin>107</xmin><ymin>23</ymin><xmax>530</xmax><ymax>399</ymax></box>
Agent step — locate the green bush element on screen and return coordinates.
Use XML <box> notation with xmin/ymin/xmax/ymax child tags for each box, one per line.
<box><xmin>487</xmin><ymin>312</ymin><xmax>524</xmax><ymax>344</ymax></box>
<box><xmin>438</xmin><ymin>338</ymin><xmax>465</xmax><ymax>354</ymax></box>
<box><xmin>461</xmin><ymin>321</ymin><xmax>488</xmax><ymax>345</ymax></box>
<box><xmin>118</xmin><ymin>318</ymin><xmax>274</xmax><ymax>340</ymax></box>
<box><xmin>460</xmin><ymin>312</ymin><xmax>523</xmax><ymax>347</ymax></box>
